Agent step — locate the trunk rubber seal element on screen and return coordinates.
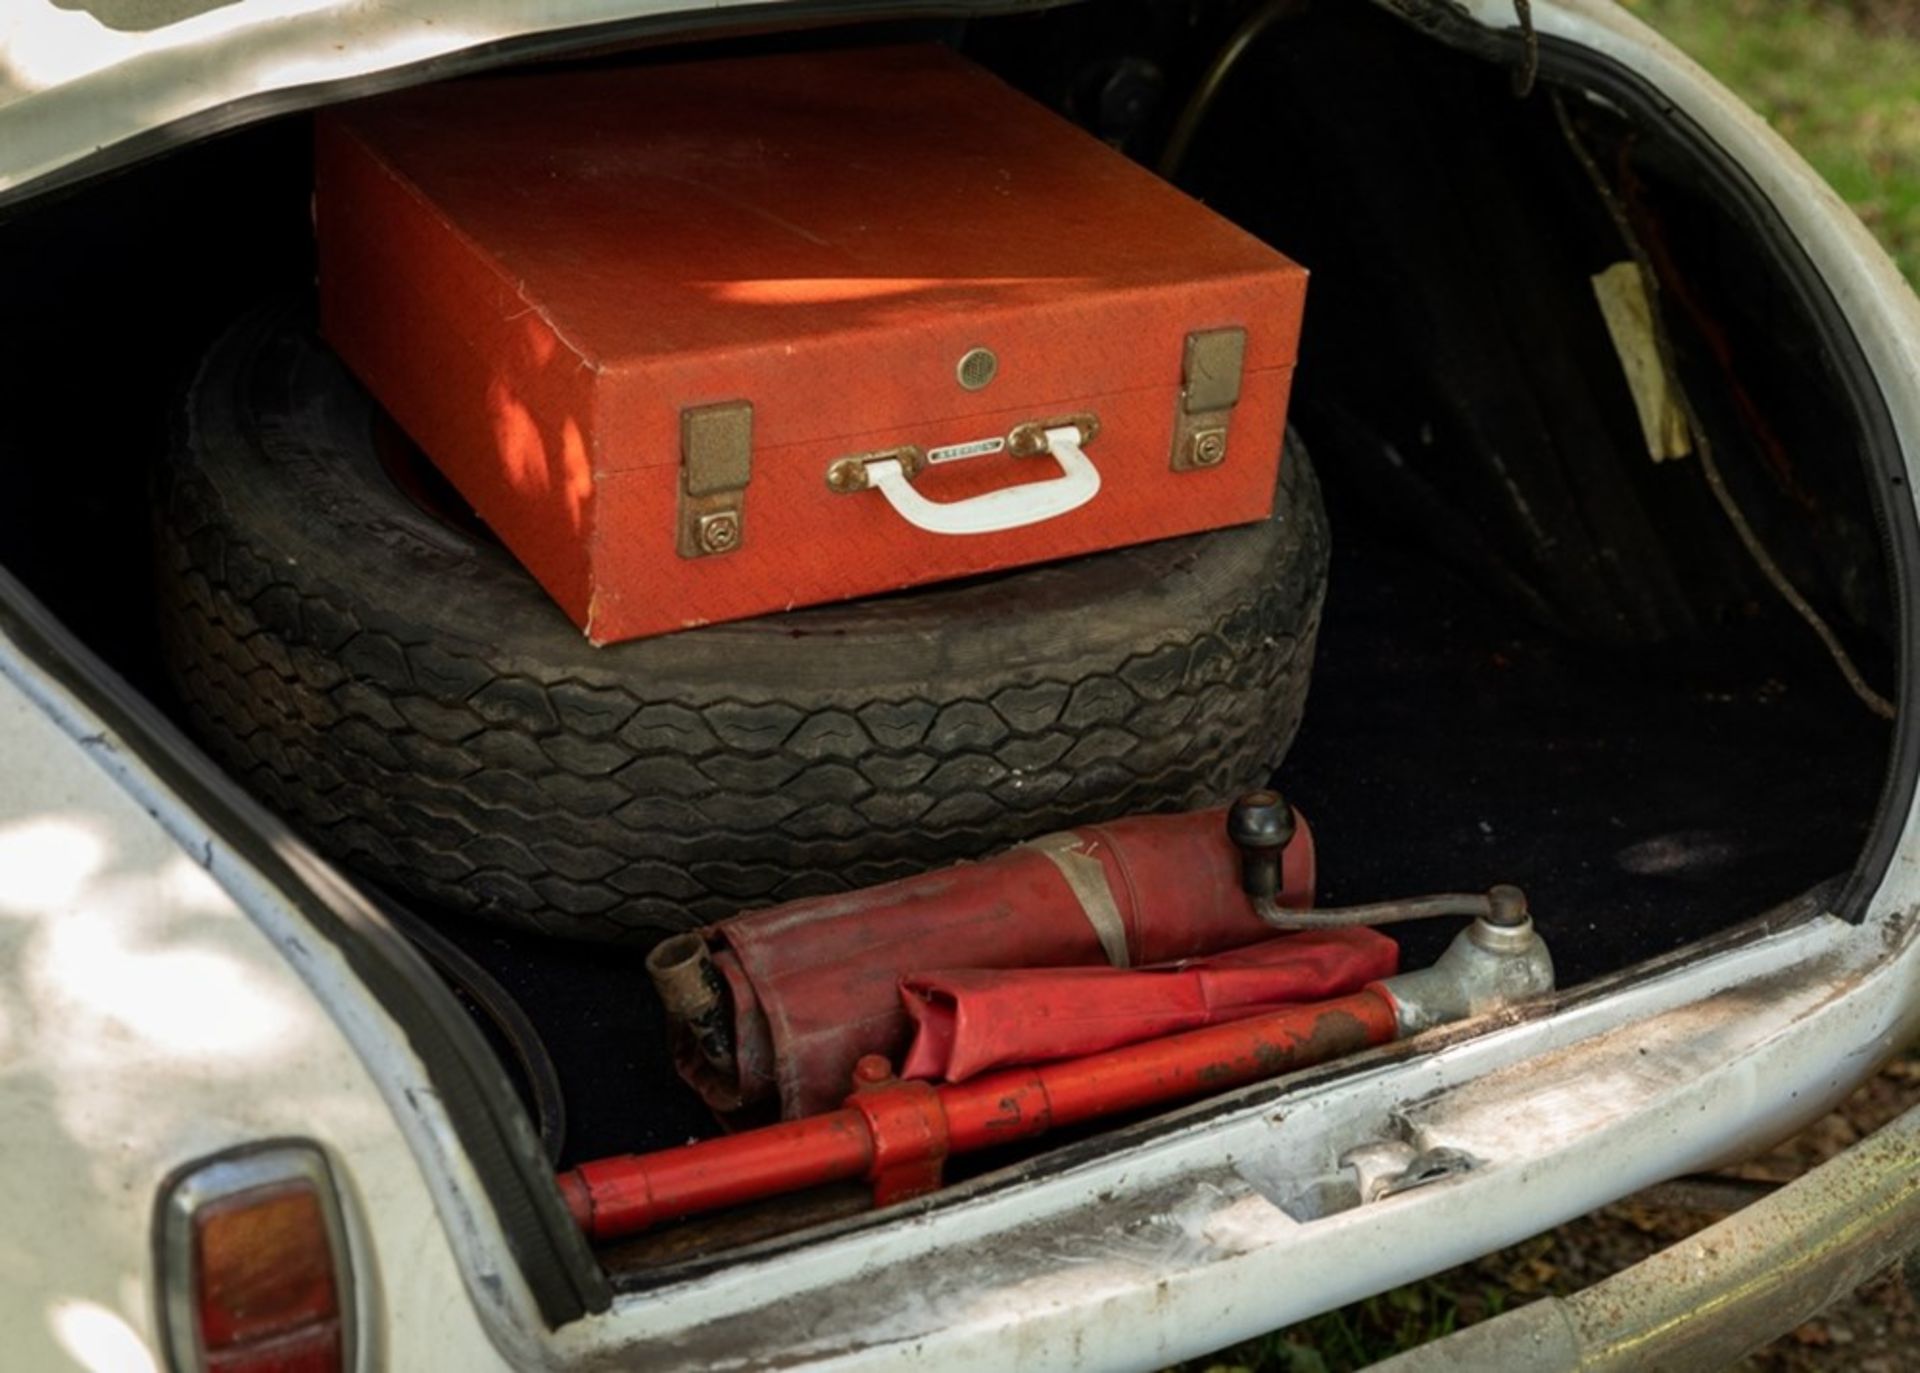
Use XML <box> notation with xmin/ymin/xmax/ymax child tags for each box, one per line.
<box><xmin>1380</xmin><ymin>3</ymin><xmax>1917</xmax><ymax>923</ymax></box>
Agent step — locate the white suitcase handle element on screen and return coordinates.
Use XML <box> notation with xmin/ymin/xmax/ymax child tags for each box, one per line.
<box><xmin>864</xmin><ymin>425</ymin><xmax>1101</xmax><ymax>536</ymax></box>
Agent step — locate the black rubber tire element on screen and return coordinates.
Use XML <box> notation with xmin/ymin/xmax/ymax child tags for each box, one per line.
<box><xmin>154</xmin><ymin>308</ymin><xmax>1329</xmax><ymax>940</ymax></box>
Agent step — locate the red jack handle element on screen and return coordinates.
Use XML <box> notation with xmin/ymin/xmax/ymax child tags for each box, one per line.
<box><xmin>557</xmin><ymin>984</ymin><xmax>1401</xmax><ymax>1242</ymax></box>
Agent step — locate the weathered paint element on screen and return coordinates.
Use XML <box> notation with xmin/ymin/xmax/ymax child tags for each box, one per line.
<box><xmin>0</xmin><ymin>0</ymin><xmax>1917</xmax><ymax>1369</ymax></box>
<box><xmin>1370</xmin><ymin>1095</ymin><xmax>1920</xmax><ymax>1370</ymax></box>
<box><xmin>0</xmin><ymin>652</ymin><xmax>519</xmax><ymax>1369</ymax></box>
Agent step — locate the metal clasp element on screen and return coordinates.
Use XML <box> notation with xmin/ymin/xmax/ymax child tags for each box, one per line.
<box><xmin>1007</xmin><ymin>412</ymin><xmax>1100</xmax><ymax>459</ymax></box>
<box><xmin>678</xmin><ymin>401</ymin><xmax>753</xmax><ymax>557</ymax></box>
<box><xmin>1170</xmin><ymin>327</ymin><xmax>1246</xmax><ymax>472</ymax></box>
<box><xmin>827</xmin><ymin>445</ymin><xmax>928</xmax><ymax>494</ymax></box>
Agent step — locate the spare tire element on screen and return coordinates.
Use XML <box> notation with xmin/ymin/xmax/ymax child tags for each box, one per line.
<box><xmin>155</xmin><ymin>308</ymin><xmax>1329</xmax><ymax>940</ymax></box>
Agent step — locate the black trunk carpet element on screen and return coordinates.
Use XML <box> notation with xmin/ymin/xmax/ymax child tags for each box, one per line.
<box><xmin>423</xmin><ymin>505</ymin><xmax>1892</xmax><ymax>1166</ymax></box>
<box><xmin>1285</xmin><ymin>503</ymin><xmax>1889</xmax><ymax>987</ymax></box>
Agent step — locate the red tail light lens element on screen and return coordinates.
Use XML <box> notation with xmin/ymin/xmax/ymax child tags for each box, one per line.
<box><xmin>195</xmin><ymin>1183</ymin><xmax>341</xmax><ymax>1371</ymax></box>
<box><xmin>157</xmin><ymin>1144</ymin><xmax>355</xmax><ymax>1373</ymax></box>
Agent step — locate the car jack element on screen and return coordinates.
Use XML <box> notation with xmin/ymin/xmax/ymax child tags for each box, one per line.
<box><xmin>557</xmin><ymin>849</ymin><xmax>1554</xmax><ymax>1243</ymax></box>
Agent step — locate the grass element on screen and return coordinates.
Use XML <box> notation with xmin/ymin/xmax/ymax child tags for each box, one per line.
<box><xmin>1630</xmin><ymin>0</ymin><xmax>1920</xmax><ymax>283</ymax></box>
<box><xmin>1174</xmin><ymin>4</ymin><xmax>1920</xmax><ymax>1369</ymax></box>
<box><xmin>1182</xmin><ymin>1284</ymin><xmax>1493</xmax><ymax>1373</ymax></box>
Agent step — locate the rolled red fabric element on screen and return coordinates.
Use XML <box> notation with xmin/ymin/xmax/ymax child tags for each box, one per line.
<box><xmin>899</xmin><ymin>927</ymin><xmax>1399</xmax><ymax>1083</ymax></box>
<box><xmin>691</xmin><ymin>805</ymin><xmax>1317</xmax><ymax>1119</ymax></box>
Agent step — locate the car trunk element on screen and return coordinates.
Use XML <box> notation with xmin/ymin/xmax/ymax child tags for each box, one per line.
<box><xmin>0</xmin><ymin>0</ymin><xmax>1900</xmax><ymax>1280</ymax></box>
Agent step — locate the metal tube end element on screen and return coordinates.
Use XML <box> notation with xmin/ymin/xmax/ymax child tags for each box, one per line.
<box><xmin>646</xmin><ymin>933</ymin><xmax>720</xmax><ymax>1021</ymax></box>
<box><xmin>647</xmin><ymin>932</ymin><xmax>739</xmax><ymax>1075</ymax></box>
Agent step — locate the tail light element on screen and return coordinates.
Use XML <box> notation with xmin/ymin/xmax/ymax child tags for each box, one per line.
<box><xmin>155</xmin><ymin>1143</ymin><xmax>357</xmax><ymax>1373</ymax></box>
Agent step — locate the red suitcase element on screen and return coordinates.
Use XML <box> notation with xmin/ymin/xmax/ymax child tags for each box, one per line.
<box><xmin>316</xmin><ymin>46</ymin><xmax>1308</xmax><ymax>644</ymax></box>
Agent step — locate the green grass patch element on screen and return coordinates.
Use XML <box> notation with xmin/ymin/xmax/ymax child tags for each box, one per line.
<box><xmin>1183</xmin><ymin>1281</ymin><xmax>1498</xmax><ymax>1373</ymax></box>
<box><xmin>1628</xmin><ymin>0</ymin><xmax>1920</xmax><ymax>283</ymax></box>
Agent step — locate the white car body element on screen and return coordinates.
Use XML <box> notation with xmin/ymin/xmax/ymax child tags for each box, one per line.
<box><xmin>1</xmin><ymin>1</ymin><xmax>1916</xmax><ymax>1369</ymax></box>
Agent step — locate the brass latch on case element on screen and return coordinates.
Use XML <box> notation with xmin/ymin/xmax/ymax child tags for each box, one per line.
<box><xmin>678</xmin><ymin>401</ymin><xmax>753</xmax><ymax>557</ymax></box>
<box><xmin>1169</xmin><ymin>327</ymin><xmax>1247</xmax><ymax>472</ymax></box>
<box><xmin>826</xmin><ymin>445</ymin><xmax>928</xmax><ymax>494</ymax></box>
<box><xmin>1006</xmin><ymin>412</ymin><xmax>1100</xmax><ymax>458</ymax></box>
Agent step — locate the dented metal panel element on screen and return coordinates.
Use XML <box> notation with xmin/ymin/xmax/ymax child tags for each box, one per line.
<box><xmin>1371</xmin><ymin>1097</ymin><xmax>1920</xmax><ymax>1371</ymax></box>
<box><xmin>560</xmin><ymin>894</ymin><xmax>1919</xmax><ymax>1372</ymax></box>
